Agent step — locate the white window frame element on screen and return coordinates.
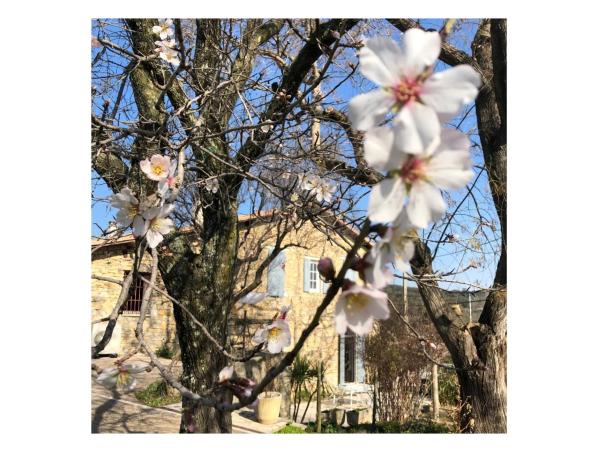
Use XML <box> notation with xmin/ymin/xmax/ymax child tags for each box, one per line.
<box><xmin>306</xmin><ymin>257</ymin><xmax>321</xmax><ymax>294</ymax></box>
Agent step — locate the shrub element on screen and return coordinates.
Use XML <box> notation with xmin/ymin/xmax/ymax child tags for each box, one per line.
<box><xmin>438</xmin><ymin>368</ymin><xmax>460</xmax><ymax>406</ymax></box>
<box><xmin>396</xmin><ymin>418</ymin><xmax>452</xmax><ymax>433</ymax></box>
<box><xmin>134</xmin><ymin>380</ymin><xmax>181</xmax><ymax>407</ymax></box>
<box><xmin>155</xmin><ymin>341</ymin><xmax>174</xmax><ymax>359</ymax></box>
<box><xmin>275</xmin><ymin>423</ymin><xmax>307</xmax><ymax>434</ymax></box>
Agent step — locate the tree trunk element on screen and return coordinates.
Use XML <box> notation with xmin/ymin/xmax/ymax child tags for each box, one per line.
<box><xmin>159</xmin><ymin>206</ymin><xmax>239</xmax><ymax>433</ymax></box>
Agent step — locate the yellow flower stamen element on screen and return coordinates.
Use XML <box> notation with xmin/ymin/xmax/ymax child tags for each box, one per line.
<box><xmin>267</xmin><ymin>327</ymin><xmax>281</xmax><ymax>340</ymax></box>
<box><xmin>345</xmin><ymin>293</ymin><xmax>369</xmax><ymax>312</ymax></box>
<box><xmin>152</xmin><ymin>165</ymin><xmax>165</xmax><ymax>176</ymax></box>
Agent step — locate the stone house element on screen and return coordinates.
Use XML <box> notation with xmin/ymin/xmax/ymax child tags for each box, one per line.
<box><xmin>91</xmin><ymin>212</ymin><xmax>368</xmax><ymax>390</ymax></box>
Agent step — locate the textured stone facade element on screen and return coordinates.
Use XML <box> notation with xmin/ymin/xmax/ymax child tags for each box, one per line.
<box><xmin>91</xmin><ymin>217</ymin><xmax>361</xmax><ymax>388</ymax></box>
<box><xmin>91</xmin><ymin>245</ymin><xmax>178</xmax><ymax>356</ymax></box>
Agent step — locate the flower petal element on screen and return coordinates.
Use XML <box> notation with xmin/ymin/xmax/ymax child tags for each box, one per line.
<box><xmin>420</xmin><ymin>65</ymin><xmax>481</xmax><ymax>116</ymax></box>
<box><xmin>359</xmin><ymin>37</ymin><xmax>404</xmax><ymax>86</ymax></box>
<box><xmin>402</xmin><ymin>28</ymin><xmax>441</xmax><ymax>77</ymax></box>
<box><xmin>132</xmin><ymin>215</ymin><xmax>148</xmax><ymax>236</ymax></box>
<box><xmin>406</xmin><ymin>181</ymin><xmax>446</xmax><ymax>228</ymax></box>
<box><xmin>348</xmin><ymin>89</ymin><xmax>395</xmax><ymax>131</ymax></box>
<box><xmin>393</xmin><ymin>102</ymin><xmax>441</xmax><ymax>155</ymax></box>
<box><xmin>145</xmin><ymin>229</ymin><xmax>164</xmax><ymax>248</ymax></box>
<box><xmin>368</xmin><ymin>178</ymin><xmax>406</xmax><ymax>224</ymax></box>
<box><xmin>364</xmin><ymin>126</ymin><xmax>405</xmax><ymax>172</ymax></box>
<box><xmin>427</xmin><ymin>149</ymin><xmax>473</xmax><ymax>190</ymax></box>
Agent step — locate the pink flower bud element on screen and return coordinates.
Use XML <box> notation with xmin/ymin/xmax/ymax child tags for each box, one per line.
<box><xmin>331</xmin><ymin>31</ymin><xmax>341</xmax><ymax>39</ymax></box>
<box><xmin>317</xmin><ymin>257</ymin><xmax>335</xmax><ymax>282</ymax></box>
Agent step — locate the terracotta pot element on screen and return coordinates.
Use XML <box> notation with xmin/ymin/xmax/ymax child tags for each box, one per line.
<box><xmin>256</xmin><ymin>391</ymin><xmax>282</xmax><ymax>425</ymax></box>
<box><xmin>330</xmin><ymin>408</ymin><xmax>346</xmax><ymax>426</ymax></box>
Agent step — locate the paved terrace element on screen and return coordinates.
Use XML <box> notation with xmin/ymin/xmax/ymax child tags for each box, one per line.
<box><xmin>91</xmin><ymin>356</ymin><xmax>289</xmax><ymax>434</ymax></box>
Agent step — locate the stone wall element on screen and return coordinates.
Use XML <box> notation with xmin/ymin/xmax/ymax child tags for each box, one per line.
<box><xmin>92</xmin><ymin>218</ymin><xmax>363</xmax><ymax>389</ymax></box>
<box><xmin>91</xmin><ymin>244</ymin><xmax>178</xmax><ymax>355</ymax></box>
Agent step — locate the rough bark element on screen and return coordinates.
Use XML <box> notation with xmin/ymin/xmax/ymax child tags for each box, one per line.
<box><xmin>159</xmin><ymin>204</ymin><xmax>239</xmax><ymax>432</ymax></box>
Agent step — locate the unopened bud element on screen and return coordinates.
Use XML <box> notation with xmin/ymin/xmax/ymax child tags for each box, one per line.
<box><xmin>331</xmin><ymin>31</ymin><xmax>341</xmax><ymax>40</ymax></box>
<box><xmin>317</xmin><ymin>257</ymin><xmax>335</xmax><ymax>282</ymax></box>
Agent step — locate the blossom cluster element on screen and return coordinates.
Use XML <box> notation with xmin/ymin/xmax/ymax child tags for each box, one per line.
<box><xmin>110</xmin><ymin>154</ymin><xmax>178</xmax><ymax>249</ymax></box>
<box><xmin>96</xmin><ymin>363</ymin><xmax>148</xmax><ymax>392</ymax></box>
<box><xmin>236</xmin><ymin>292</ymin><xmax>292</xmax><ymax>355</ymax></box>
<box><xmin>333</xmin><ymin>29</ymin><xmax>481</xmax><ymax>337</ymax></box>
<box><xmin>298</xmin><ymin>173</ymin><xmax>337</xmax><ymax>203</ymax></box>
<box><xmin>152</xmin><ymin>19</ymin><xmax>180</xmax><ymax>66</ymax></box>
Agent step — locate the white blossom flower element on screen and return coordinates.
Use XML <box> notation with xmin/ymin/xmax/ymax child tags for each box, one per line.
<box><xmin>260</xmin><ymin>122</ymin><xmax>273</xmax><ymax>133</ymax></box>
<box><xmin>334</xmin><ymin>283</ymin><xmax>390</xmax><ymax>336</ymax></box>
<box><xmin>159</xmin><ymin>47</ymin><xmax>180</xmax><ymax>66</ymax></box>
<box><xmin>141</xmin><ymin>204</ymin><xmax>175</xmax><ymax>248</ymax></box>
<box><xmin>218</xmin><ymin>365</ymin><xmax>234</xmax><ymax>383</ymax></box>
<box><xmin>154</xmin><ymin>38</ymin><xmax>176</xmax><ymax>50</ymax></box>
<box><xmin>299</xmin><ymin>173</ymin><xmax>337</xmax><ymax>203</ymax></box>
<box><xmin>298</xmin><ymin>173</ymin><xmax>317</xmax><ymax>191</ymax></box>
<box><xmin>205</xmin><ymin>178</ymin><xmax>219</xmax><ymax>193</ymax></box>
<box><xmin>252</xmin><ymin>318</ymin><xmax>291</xmax><ymax>354</ymax></box>
<box><xmin>364</xmin><ymin>220</ymin><xmax>415</xmax><ymax>289</ymax></box>
<box><xmin>140</xmin><ymin>154</ymin><xmax>171</xmax><ymax>181</ymax></box>
<box><xmin>238</xmin><ymin>292</ymin><xmax>267</xmax><ymax>305</ymax></box>
<box><xmin>152</xmin><ymin>19</ymin><xmax>174</xmax><ymax>40</ymax></box>
<box><xmin>96</xmin><ymin>364</ymin><xmax>147</xmax><ymax>392</ymax></box>
<box><xmin>110</xmin><ymin>187</ymin><xmax>146</xmax><ymax>236</ymax></box>
<box><xmin>365</xmin><ymin>119</ymin><xmax>473</xmax><ymax>227</ymax></box>
<box><xmin>157</xmin><ymin>160</ymin><xmax>178</xmax><ymax>197</ymax></box>
<box><xmin>348</xmin><ymin>30</ymin><xmax>480</xmax><ymax>141</ymax></box>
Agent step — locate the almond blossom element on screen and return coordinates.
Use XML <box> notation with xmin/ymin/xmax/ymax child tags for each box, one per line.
<box><xmin>238</xmin><ymin>292</ymin><xmax>267</xmax><ymax>305</ymax></box>
<box><xmin>205</xmin><ymin>178</ymin><xmax>219</xmax><ymax>193</ymax></box>
<box><xmin>158</xmin><ymin>47</ymin><xmax>180</xmax><ymax>66</ymax></box>
<box><xmin>348</xmin><ymin>30</ymin><xmax>480</xmax><ymax>149</ymax></box>
<box><xmin>140</xmin><ymin>204</ymin><xmax>175</xmax><ymax>248</ymax></box>
<box><xmin>252</xmin><ymin>318</ymin><xmax>291</xmax><ymax>354</ymax></box>
<box><xmin>299</xmin><ymin>173</ymin><xmax>337</xmax><ymax>203</ymax></box>
<box><xmin>218</xmin><ymin>365</ymin><xmax>234</xmax><ymax>383</ymax></box>
<box><xmin>110</xmin><ymin>187</ymin><xmax>146</xmax><ymax>236</ymax></box>
<box><xmin>152</xmin><ymin>19</ymin><xmax>174</xmax><ymax>40</ymax></box>
<box><xmin>365</xmin><ymin>118</ymin><xmax>473</xmax><ymax>227</ymax></box>
<box><xmin>157</xmin><ymin>159</ymin><xmax>178</xmax><ymax>197</ymax></box>
<box><xmin>140</xmin><ymin>154</ymin><xmax>171</xmax><ymax>181</ymax></box>
<box><xmin>334</xmin><ymin>282</ymin><xmax>390</xmax><ymax>336</ymax></box>
<box><xmin>96</xmin><ymin>364</ymin><xmax>147</xmax><ymax>392</ymax></box>
<box><xmin>364</xmin><ymin>217</ymin><xmax>415</xmax><ymax>288</ymax></box>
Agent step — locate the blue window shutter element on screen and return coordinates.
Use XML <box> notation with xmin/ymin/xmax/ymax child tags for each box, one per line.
<box><xmin>267</xmin><ymin>249</ymin><xmax>285</xmax><ymax>297</ymax></box>
<box><xmin>303</xmin><ymin>257</ymin><xmax>311</xmax><ymax>293</ymax></box>
<box><xmin>356</xmin><ymin>336</ymin><xmax>366</xmax><ymax>383</ymax></box>
<box><xmin>339</xmin><ymin>335</ymin><xmax>345</xmax><ymax>384</ymax></box>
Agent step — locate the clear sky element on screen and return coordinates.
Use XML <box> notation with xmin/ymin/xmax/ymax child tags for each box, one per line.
<box><xmin>92</xmin><ymin>19</ymin><xmax>499</xmax><ymax>291</ymax></box>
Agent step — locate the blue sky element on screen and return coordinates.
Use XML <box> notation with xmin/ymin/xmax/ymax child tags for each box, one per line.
<box><xmin>92</xmin><ymin>19</ymin><xmax>499</xmax><ymax>290</ymax></box>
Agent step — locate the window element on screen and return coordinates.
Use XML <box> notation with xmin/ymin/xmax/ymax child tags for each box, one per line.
<box><xmin>120</xmin><ymin>272</ymin><xmax>148</xmax><ymax>314</ymax></box>
<box><xmin>303</xmin><ymin>257</ymin><xmax>321</xmax><ymax>293</ymax></box>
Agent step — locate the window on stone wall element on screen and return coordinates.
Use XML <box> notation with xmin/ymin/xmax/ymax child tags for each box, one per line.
<box><xmin>120</xmin><ymin>272</ymin><xmax>148</xmax><ymax>314</ymax></box>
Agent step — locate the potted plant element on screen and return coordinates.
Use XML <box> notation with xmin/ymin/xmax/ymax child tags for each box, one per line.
<box><xmin>346</xmin><ymin>408</ymin><xmax>369</xmax><ymax>427</ymax></box>
<box><xmin>256</xmin><ymin>391</ymin><xmax>282</xmax><ymax>425</ymax></box>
